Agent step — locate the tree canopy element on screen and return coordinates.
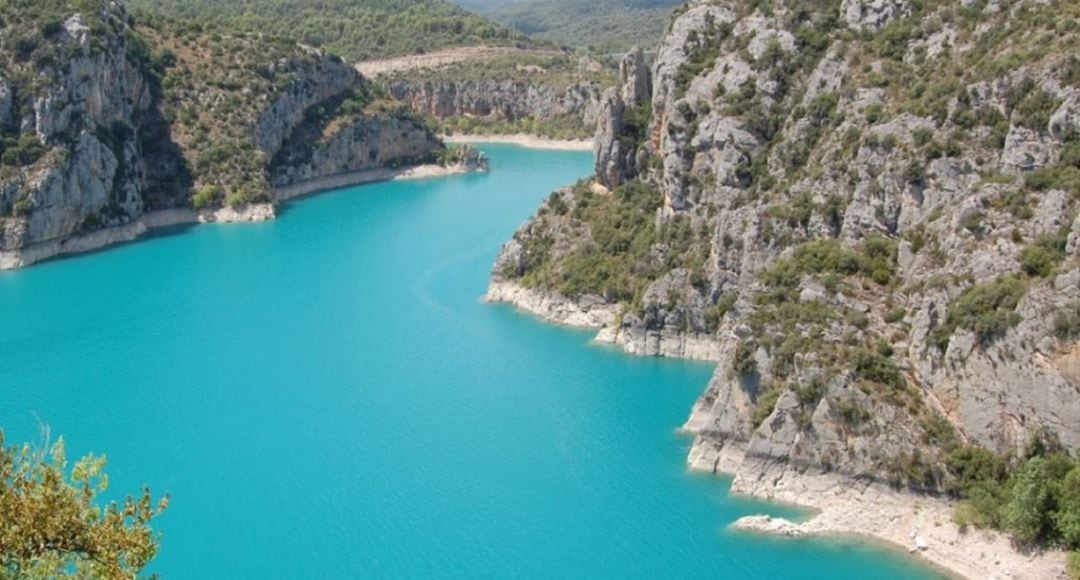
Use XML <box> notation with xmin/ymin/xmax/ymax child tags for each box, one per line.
<box><xmin>0</xmin><ymin>430</ymin><xmax>168</xmax><ymax>579</ymax></box>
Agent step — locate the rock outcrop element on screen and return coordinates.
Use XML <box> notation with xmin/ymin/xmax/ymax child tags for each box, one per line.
<box><xmin>0</xmin><ymin>1</ymin><xmax>460</xmax><ymax>269</ymax></box>
<box><xmin>253</xmin><ymin>55</ymin><xmax>360</xmax><ymax>159</ymax></box>
<box><xmin>489</xmin><ymin>0</ymin><xmax>1080</xmax><ymax>548</ymax></box>
<box><xmin>385</xmin><ymin>79</ymin><xmax>602</xmax><ymax>130</ymax></box>
<box><xmin>270</xmin><ymin>116</ymin><xmax>442</xmax><ymax>188</ymax></box>
<box><xmin>594</xmin><ymin>48</ymin><xmax>652</xmax><ymax>189</ymax></box>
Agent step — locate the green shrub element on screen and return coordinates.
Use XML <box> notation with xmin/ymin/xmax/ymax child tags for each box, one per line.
<box><xmin>732</xmin><ymin>340</ymin><xmax>757</xmax><ymax>376</ymax></box>
<box><xmin>1055</xmin><ymin>301</ymin><xmax>1080</xmax><ymax>341</ymax></box>
<box><xmin>931</xmin><ymin>275</ymin><xmax>1026</xmax><ymax>348</ymax></box>
<box><xmin>853</xmin><ymin>348</ymin><xmax>905</xmax><ymax>390</ymax></box>
<box><xmin>884</xmin><ymin>307</ymin><xmax>907</xmax><ymax>323</ymax></box>
<box><xmin>191</xmin><ymin>184</ymin><xmax>223</xmax><ymax>209</ymax></box>
<box><xmin>11</xmin><ymin>198</ymin><xmax>34</xmax><ymax>217</ymax></box>
<box><xmin>1019</xmin><ymin>230</ymin><xmax>1067</xmax><ymax>278</ymax></box>
<box><xmin>831</xmin><ymin>397</ymin><xmax>870</xmax><ymax>427</ymax></box>
<box><xmin>1025</xmin><ymin>164</ymin><xmax>1080</xmax><ymax>194</ymax></box>
<box><xmin>946</xmin><ymin>445</ymin><xmax>1008</xmax><ymax>496</ymax></box>
<box><xmin>864</xmin><ymin>103</ymin><xmax>885</xmax><ymax>124</ymax></box>
<box><xmin>1012</xmin><ymin>89</ymin><xmax>1062</xmax><ymax>131</ymax></box>
<box><xmin>750</xmin><ymin>383</ymin><xmax>781</xmax><ymax>428</ymax></box>
<box><xmin>1001</xmin><ymin>456</ymin><xmax>1057</xmax><ymax>545</ymax></box>
<box><xmin>704</xmin><ymin>293</ymin><xmax>736</xmax><ymax>332</ymax></box>
<box><xmin>1058</xmin><ymin>468</ymin><xmax>1080</xmax><ymax>548</ymax></box>
<box><xmin>960</xmin><ymin>211</ymin><xmax>985</xmax><ymax>235</ymax></box>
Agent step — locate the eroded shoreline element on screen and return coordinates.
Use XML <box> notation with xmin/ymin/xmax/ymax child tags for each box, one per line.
<box><xmin>0</xmin><ymin>163</ymin><xmax>472</xmax><ymax>271</ymax></box>
<box><xmin>444</xmin><ymin>133</ymin><xmax>594</xmax><ymax>151</ymax></box>
<box><xmin>484</xmin><ymin>278</ymin><xmax>1070</xmax><ymax>580</ymax></box>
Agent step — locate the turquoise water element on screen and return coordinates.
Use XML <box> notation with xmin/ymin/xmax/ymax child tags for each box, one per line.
<box><xmin>0</xmin><ymin>145</ymin><xmax>939</xmax><ymax>578</ymax></box>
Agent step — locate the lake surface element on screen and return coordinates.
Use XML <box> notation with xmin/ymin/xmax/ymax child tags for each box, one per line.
<box><xmin>0</xmin><ymin>145</ymin><xmax>939</xmax><ymax>578</ymax></box>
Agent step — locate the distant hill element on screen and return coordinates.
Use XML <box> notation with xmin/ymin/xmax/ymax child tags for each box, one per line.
<box><xmin>127</xmin><ymin>0</ymin><xmax>538</xmax><ymax>61</ymax></box>
<box><xmin>483</xmin><ymin>0</ymin><xmax>682</xmax><ymax>53</ymax></box>
<box><xmin>451</xmin><ymin>0</ymin><xmax>516</xmax><ymax>13</ymax></box>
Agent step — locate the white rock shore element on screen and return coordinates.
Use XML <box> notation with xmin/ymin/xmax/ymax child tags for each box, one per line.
<box><xmin>0</xmin><ymin>163</ymin><xmax>474</xmax><ymax>271</ymax></box>
<box><xmin>444</xmin><ymin>133</ymin><xmax>594</xmax><ymax>151</ymax></box>
<box><xmin>485</xmin><ymin>279</ymin><xmax>1071</xmax><ymax>580</ymax></box>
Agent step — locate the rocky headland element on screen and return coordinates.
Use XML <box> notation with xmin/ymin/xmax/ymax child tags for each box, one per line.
<box><xmin>487</xmin><ymin>0</ymin><xmax>1080</xmax><ymax>577</ymax></box>
<box><xmin>0</xmin><ymin>1</ymin><xmax>486</xmax><ymax>270</ymax></box>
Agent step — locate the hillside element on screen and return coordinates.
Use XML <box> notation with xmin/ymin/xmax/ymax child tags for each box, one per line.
<box><xmin>486</xmin><ymin>0</ymin><xmax>683</xmax><ymax>53</ymax></box>
<box><xmin>0</xmin><ymin>0</ymin><xmax>470</xmax><ymax>268</ymax></box>
<box><xmin>127</xmin><ymin>0</ymin><xmax>537</xmax><ymax>61</ymax></box>
<box><xmin>378</xmin><ymin>51</ymin><xmax>616</xmax><ymax>139</ymax></box>
<box><xmin>488</xmin><ymin>0</ymin><xmax>1080</xmax><ymax>576</ymax></box>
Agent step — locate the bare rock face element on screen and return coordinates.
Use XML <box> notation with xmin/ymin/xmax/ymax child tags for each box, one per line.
<box><xmin>1</xmin><ymin>7</ymin><xmax>157</xmax><ymax>251</ymax></box>
<box><xmin>385</xmin><ymin>79</ymin><xmax>603</xmax><ymax>131</ymax></box>
<box><xmin>253</xmin><ymin>55</ymin><xmax>360</xmax><ymax>159</ymax></box>
<box><xmin>620</xmin><ymin>47</ymin><xmax>652</xmax><ymax>105</ymax></box>
<box><xmin>0</xmin><ymin>77</ymin><xmax>11</xmax><ymax>129</ymax></box>
<box><xmin>593</xmin><ymin>89</ymin><xmax>627</xmax><ymax>189</ymax></box>
<box><xmin>490</xmin><ymin>0</ymin><xmax>1080</xmax><ymax>500</ymax></box>
<box><xmin>0</xmin><ymin>4</ymin><xmax>448</xmax><ymax>266</ymax></box>
<box><xmin>841</xmin><ymin>0</ymin><xmax>911</xmax><ymax>31</ymax></box>
<box><xmin>594</xmin><ymin>48</ymin><xmax>652</xmax><ymax>189</ymax></box>
<box><xmin>269</xmin><ymin>116</ymin><xmax>441</xmax><ymax>187</ymax></box>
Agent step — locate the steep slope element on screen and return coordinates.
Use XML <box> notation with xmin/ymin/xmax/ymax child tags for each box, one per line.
<box><xmin>379</xmin><ymin>52</ymin><xmax>615</xmax><ymax>139</ymax></box>
<box><xmin>488</xmin><ymin>0</ymin><xmax>1080</xmax><ymax>575</ymax></box>
<box><xmin>128</xmin><ymin>0</ymin><xmax>537</xmax><ymax>61</ymax></box>
<box><xmin>486</xmin><ymin>0</ymin><xmax>683</xmax><ymax>53</ymax></box>
<box><xmin>0</xmin><ymin>0</ymin><xmax>470</xmax><ymax>269</ymax></box>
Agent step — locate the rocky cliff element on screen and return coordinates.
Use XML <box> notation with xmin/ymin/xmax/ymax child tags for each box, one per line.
<box><xmin>0</xmin><ymin>1</ymin><xmax>456</xmax><ymax>268</ymax></box>
<box><xmin>489</xmin><ymin>0</ymin><xmax>1080</xmax><ymax>568</ymax></box>
<box><xmin>377</xmin><ymin>55</ymin><xmax>614</xmax><ymax>139</ymax></box>
<box><xmin>387</xmin><ymin>78</ymin><xmax>602</xmax><ymax>130</ymax></box>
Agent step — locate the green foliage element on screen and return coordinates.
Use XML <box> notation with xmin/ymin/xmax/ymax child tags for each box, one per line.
<box><xmin>750</xmin><ymin>383</ymin><xmax>781</xmax><ymax>429</ymax></box>
<box><xmin>1026</xmin><ymin>165</ymin><xmax>1080</xmax><ymax>195</ymax></box>
<box><xmin>732</xmin><ymin>340</ymin><xmax>756</xmax><ymax>376</ymax></box>
<box><xmin>0</xmin><ymin>430</ymin><xmax>168</xmax><ymax>578</ymax></box>
<box><xmin>1001</xmin><ymin>456</ymin><xmax>1059</xmax><ymax>545</ymax></box>
<box><xmin>947</xmin><ymin>439</ymin><xmax>1080</xmax><ymax>550</ymax></box>
<box><xmin>831</xmin><ymin>397</ymin><xmax>870</xmax><ymax>427</ymax></box>
<box><xmin>1011</xmin><ymin>88</ymin><xmax>1061</xmax><ymax>132</ymax></box>
<box><xmin>703</xmin><ymin>293</ymin><xmax>736</xmax><ymax>332</ymax></box>
<box><xmin>515</xmin><ymin>180</ymin><xmax>670</xmax><ymax>303</ymax></box>
<box><xmin>852</xmin><ymin>348</ymin><xmax>905</xmax><ymax>391</ymax></box>
<box><xmin>673</xmin><ymin>17</ymin><xmax>732</xmax><ymax>99</ymax></box>
<box><xmin>192</xmin><ymin>184</ymin><xmax>223</xmax><ymax>209</ymax></box>
<box><xmin>1055</xmin><ymin>301</ymin><xmax>1080</xmax><ymax>341</ymax></box>
<box><xmin>930</xmin><ymin>275</ymin><xmax>1026</xmax><ymax>349</ymax></box>
<box><xmin>0</xmin><ymin>134</ymin><xmax>46</xmax><ymax>167</ymax></box>
<box><xmin>758</xmin><ymin>236</ymin><xmax>898</xmax><ymax>293</ymax></box>
<box><xmin>487</xmin><ymin>0</ymin><xmax>683</xmax><ymax>53</ymax></box>
<box><xmin>946</xmin><ymin>445</ymin><xmax>1008</xmax><ymax>497</ymax></box>
<box><xmin>128</xmin><ymin>0</ymin><xmax>533</xmax><ymax>61</ymax></box>
<box><xmin>1019</xmin><ymin>229</ymin><xmax>1068</xmax><ymax>278</ymax></box>
<box><xmin>1058</xmin><ymin>469</ymin><xmax>1080</xmax><ymax>548</ymax></box>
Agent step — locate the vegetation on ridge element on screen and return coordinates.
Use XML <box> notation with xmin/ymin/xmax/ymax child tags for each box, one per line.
<box><xmin>127</xmin><ymin>0</ymin><xmax>537</xmax><ymax>61</ymax></box>
<box><xmin>486</xmin><ymin>0</ymin><xmax>684</xmax><ymax>53</ymax></box>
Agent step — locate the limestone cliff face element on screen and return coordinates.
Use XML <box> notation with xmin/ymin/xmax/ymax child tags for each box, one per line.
<box><xmin>0</xmin><ymin>1</ymin><xmax>449</xmax><ymax>267</ymax></box>
<box><xmin>491</xmin><ymin>0</ymin><xmax>1080</xmax><ymax>493</ymax></box>
<box><xmin>383</xmin><ymin>75</ymin><xmax>605</xmax><ymax>138</ymax></box>
<box><xmin>253</xmin><ymin>56</ymin><xmax>361</xmax><ymax>161</ymax></box>
<box><xmin>594</xmin><ymin>48</ymin><xmax>652</xmax><ymax>189</ymax></box>
<box><xmin>270</xmin><ymin>115</ymin><xmax>441</xmax><ymax>188</ymax></box>
<box><xmin>0</xmin><ymin>8</ymin><xmax>168</xmax><ymax>252</ymax></box>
